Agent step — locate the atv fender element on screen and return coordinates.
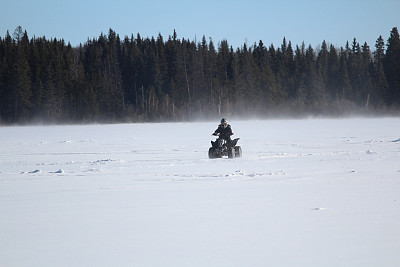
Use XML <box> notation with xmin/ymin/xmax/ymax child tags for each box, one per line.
<box><xmin>231</xmin><ymin>138</ymin><xmax>240</xmax><ymax>147</ymax></box>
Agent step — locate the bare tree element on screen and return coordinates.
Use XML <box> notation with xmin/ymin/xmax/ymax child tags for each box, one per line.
<box><xmin>12</xmin><ymin>26</ymin><xmax>23</xmax><ymax>43</ymax></box>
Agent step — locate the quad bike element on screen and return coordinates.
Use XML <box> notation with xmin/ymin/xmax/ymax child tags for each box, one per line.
<box><xmin>208</xmin><ymin>135</ymin><xmax>242</xmax><ymax>159</ymax></box>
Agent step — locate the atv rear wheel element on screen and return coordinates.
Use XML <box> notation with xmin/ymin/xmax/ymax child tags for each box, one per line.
<box><xmin>234</xmin><ymin>146</ymin><xmax>242</xmax><ymax>158</ymax></box>
<box><xmin>208</xmin><ymin>147</ymin><xmax>215</xmax><ymax>159</ymax></box>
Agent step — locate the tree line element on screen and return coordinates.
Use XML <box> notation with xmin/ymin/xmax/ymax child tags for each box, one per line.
<box><xmin>0</xmin><ymin>26</ymin><xmax>399</xmax><ymax>124</ymax></box>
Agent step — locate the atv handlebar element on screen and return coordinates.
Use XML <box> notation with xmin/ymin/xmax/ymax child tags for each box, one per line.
<box><xmin>212</xmin><ymin>133</ymin><xmax>233</xmax><ymax>136</ymax></box>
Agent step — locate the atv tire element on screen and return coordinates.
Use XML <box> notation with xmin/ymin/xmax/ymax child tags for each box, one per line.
<box><xmin>234</xmin><ymin>146</ymin><xmax>242</xmax><ymax>158</ymax></box>
<box><xmin>228</xmin><ymin>147</ymin><xmax>236</xmax><ymax>158</ymax></box>
<box><xmin>208</xmin><ymin>147</ymin><xmax>215</xmax><ymax>159</ymax></box>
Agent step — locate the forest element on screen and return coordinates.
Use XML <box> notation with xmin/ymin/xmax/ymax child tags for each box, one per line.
<box><xmin>0</xmin><ymin>26</ymin><xmax>399</xmax><ymax>124</ymax></box>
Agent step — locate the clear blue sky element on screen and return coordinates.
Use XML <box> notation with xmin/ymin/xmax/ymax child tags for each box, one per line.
<box><xmin>1</xmin><ymin>0</ymin><xmax>399</xmax><ymax>50</ymax></box>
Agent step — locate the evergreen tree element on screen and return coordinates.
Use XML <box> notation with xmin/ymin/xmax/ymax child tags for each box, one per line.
<box><xmin>207</xmin><ymin>38</ymin><xmax>218</xmax><ymax>115</ymax></box>
<box><xmin>327</xmin><ymin>44</ymin><xmax>340</xmax><ymax>101</ymax></box>
<box><xmin>14</xmin><ymin>30</ymin><xmax>32</xmax><ymax>121</ymax></box>
<box><xmin>373</xmin><ymin>61</ymin><xmax>389</xmax><ymax>107</ymax></box>
<box><xmin>304</xmin><ymin>44</ymin><xmax>325</xmax><ymax>111</ymax></box>
<box><xmin>348</xmin><ymin>38</ymin><xmax>363</xmax><ymax>103</ymax></box>
<box><xmin>384</xmin><ymin>27</ymin><xmax>400</xmax><ymax>106</ymax></box>
<box><xmin>316</xmin><ymin>40</ymin><xmax>329</xmax><ymax>102</ymax></box>
<box><xmin>374</xmin><ymin>35</ymin><xmax>385</xmax><ymax>63</ymax></box>
<box><xmin>293</xmin><ymin>43</ymin><xmax>307</xmax><ymax>107</ymax></box>
<box><xmin>338</xmin><ymin>48</ymin><xmax>352</xmax><ymax>101</ymax></box>
<box><xmin>216</xmin><ymin>40</ymin><xmax>230</xmax><ymax>115</ymax></box>
<box><xmin>1</xmin><ymin>31</ymin><xmax>15</xmax><ymax>122</ymax></box>
<box><xmin>254</xmin><ymin>40</ymin><xmax>275</xmax><ymax>110</ymax></box>
<box><xmin>372</xmin><ymin>35</ymin><xmax>388</xmax><ymax>107</ymax></box>
<box><xmin>360</xmin><ymin>42</ymin><xmax>373</xmax><ymax>108</ymax></box>
<box><xmin>0</xmin><ymin>37</ymin><xmax>4</xmax><ymax>123</ymax></box>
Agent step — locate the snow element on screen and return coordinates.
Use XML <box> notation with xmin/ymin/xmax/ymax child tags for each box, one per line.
<box><xmin>1</xmin><ymin>118</ymin><xmax>400</xmax><ymax>267</ymax></box>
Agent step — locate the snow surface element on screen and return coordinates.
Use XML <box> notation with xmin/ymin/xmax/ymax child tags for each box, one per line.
<box><xmin>1</xmin><ymin>118</ymin><xmax>400</xmax><ymax>267</ymax></box>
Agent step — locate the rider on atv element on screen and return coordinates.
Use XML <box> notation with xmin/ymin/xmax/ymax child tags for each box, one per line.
<box><xmin>212</xmin><ymin>118</ymin><xmax>233</xmax><ymax>147</ymax></box>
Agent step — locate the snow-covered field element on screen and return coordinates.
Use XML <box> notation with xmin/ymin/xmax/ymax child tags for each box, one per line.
<box><xmin>1</xmin><ymin>118</ymin><xmax>400</xmax><ymax>267</ymax></box>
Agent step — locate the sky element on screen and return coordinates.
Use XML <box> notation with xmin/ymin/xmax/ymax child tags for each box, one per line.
<box><xmin>1</xmin><ymin>0</ymin><xmax>399</xmax><ymax>50</ymax></box>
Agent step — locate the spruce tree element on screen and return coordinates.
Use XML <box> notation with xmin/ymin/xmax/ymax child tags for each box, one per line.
<box><xmin>360</xmin><ymin>42</ymin><xmax>373</xmax><ymax>108</ymax></box>
<box><xmin>338</xmin><ymin>48</ymin><xmax>352</xmax><ymax>101</ymax></box>
<box><xmin>316</xmin><ymin>40</ymin><xmax>329</xmax><ymax>104</ymax></box>
<box><xmin>327</xmin><ymin>44</ymin><xmax>340</xmax><ymax>101</ymax></box>
<box><xmin>384</xmin><ymin>27</ymin><xmax>400</xmax><ymax>106</ymax></box>
<box><xmin>293</xmin><ymin>43</ymin><xmax>307</xmax><ymax>107</ymax></box>
<box><xmin>374</xmin><ymin>35</ymin><xmax>385</xmax><ymax>63</ymax></box>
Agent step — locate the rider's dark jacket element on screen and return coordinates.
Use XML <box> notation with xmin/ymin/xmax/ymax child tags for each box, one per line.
<box><xmin>213</xmin><ymin>124</ymin><xmax>233</xmax><ymax>141</ymax></box>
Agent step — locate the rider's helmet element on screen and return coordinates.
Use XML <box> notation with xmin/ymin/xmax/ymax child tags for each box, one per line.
<box><xmin>220</xmin><ymin>118</ymin><xmax>228</xmax><ymax>128</ymax></box>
